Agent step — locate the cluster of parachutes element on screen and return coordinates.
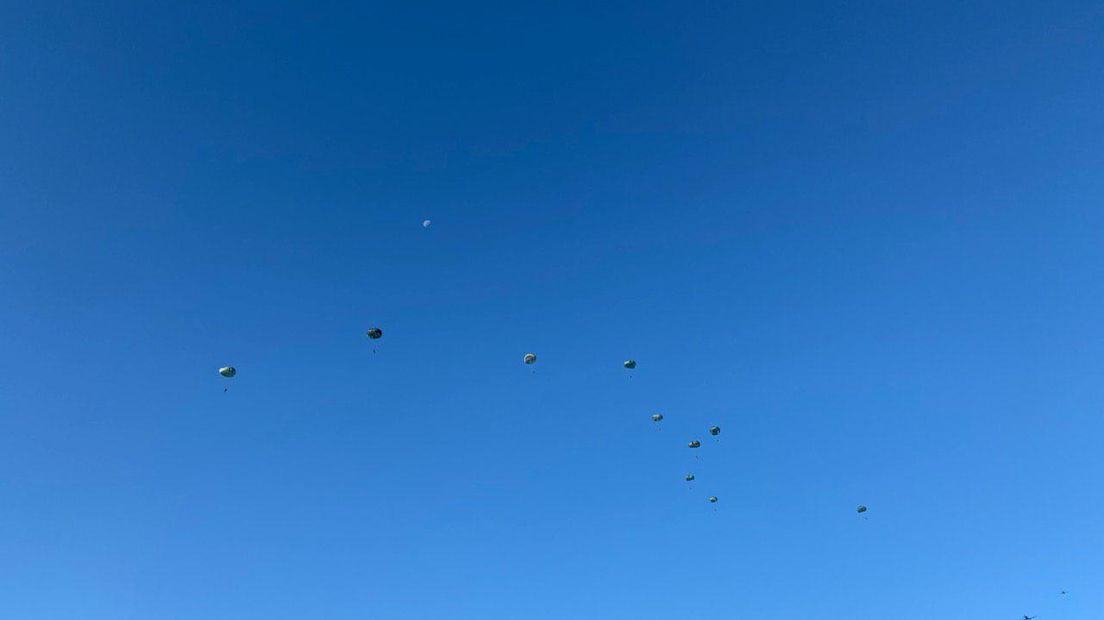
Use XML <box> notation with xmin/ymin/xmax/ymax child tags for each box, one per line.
<box><xmin>652</xmin><ymin>412</ymin><xmax>723</xmax><ymax>507</ymax></box>
<box><xmin>218</xmin><ymin>331</ymin><xmax>868</xmax><ymax>516</ymax></box>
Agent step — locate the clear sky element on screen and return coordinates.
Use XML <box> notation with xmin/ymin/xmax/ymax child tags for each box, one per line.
<box><xmin>2</xmin><ymin>1</ymin><xmax>1103</xmax><ymax>618</ymax></box>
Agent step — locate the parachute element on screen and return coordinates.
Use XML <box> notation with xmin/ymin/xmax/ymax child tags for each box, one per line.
<box><xmin>365</xmin><ymin>327</ymin><xmax>384</xmax><ymax>353</ymax></box>
<box><xmin>523</xmin><ymin>353</ymin><xmax>537</xmax><ymax>365</ymax></box>
<box><xmin>856</xmin><ymin>505</ymin><xmax>868</xmax><ymax>514</ymax></box>
<box><xmin>688</xmin><ymin>440</ymin><xmax>701</xmax><ymax>449</ymax></box>
<box><xmin>685</xmin><ymin>474</ymin><xmax>696</xmax><ymax>481</ymax></box>
<box><xmin>651</xmin><ymin>413</ymin><xmax>664</xmax><ymax>423</ymax></box>
<box><xmin>623</xmin><ymin>359</ymin><xmax>637</xmax><ymax>370</ymax></box>
<box><xmin>709</xmin><ymin>426</ymin><xmax>721</xmax><ymax>436</ymax></box>
<box><xmin>708</xmin><ymin>496</ymin><xmax>718</xmax><ymax>503</ymax></box>
<box><xmin>219</xmin><ymin>366</ymin><xmax>236</xmax><ymax>393</ymax></box>
<box><xmin>422</xmin><ymin>219</ymin><xmax>432</xmax><ymax>228</ymax></box>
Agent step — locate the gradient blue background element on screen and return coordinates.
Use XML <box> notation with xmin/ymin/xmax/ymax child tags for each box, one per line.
<box><xmin>2</xmin><ymin>1</ymin><xmax>1102</xmax><ymax>618</ymax></box>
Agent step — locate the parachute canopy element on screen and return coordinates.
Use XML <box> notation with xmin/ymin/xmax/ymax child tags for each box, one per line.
<box><xmin>219</xmin><ymin>366</ymin><xmax>236</xmax><ymax>378</ymax></box>
<box><xmin>709</xmin><ymin>426</ymin><xmax>721</xmax><ymax>436</ymax></box>
<box><xmin>688</xmin><ymin>440</ymin><xmax>701</xmax><ymax>449</ymax></box>
<box><xmin>651</xmin><ymin>413</ymin><xmax>664</xmax><ymax>423</ymax></box>
<box><xmin>366</xmin><ymin>328</ymin><xmax>383</xmax><ymax>340</ymax></box>
<box><xmin>856</xmin><ymin>505</ymin><xmax>868</xmax><ymax>514</ymax></box>
<box><xmin>623</xmin><ymin>359</ymin><xmax>637</xmax><ymax>369</ymax></box>
<box><xmin>685</xmin><ymin>474</ymin><xmax>696</xmax><ymax>481</ymax></box>
<box><xmin>523</xmin><ymin>353</ymin><xmax>537</xmax><ymax>365</ymax></box>
<box><xmin>708</xmin><ymin>496</ymin><xmax>718</xmax><ymax>503</ymax></box>
<box><xmin>422</xmin><ymin>219</ymin><xmax>432</xmax><ymax>228</ymax></box>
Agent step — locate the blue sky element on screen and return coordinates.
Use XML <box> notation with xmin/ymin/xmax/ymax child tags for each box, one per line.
<box><xmin>2</xmin><ymin>1</ymin><xmax>1103</xmax><ymax>618</ymax></box>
